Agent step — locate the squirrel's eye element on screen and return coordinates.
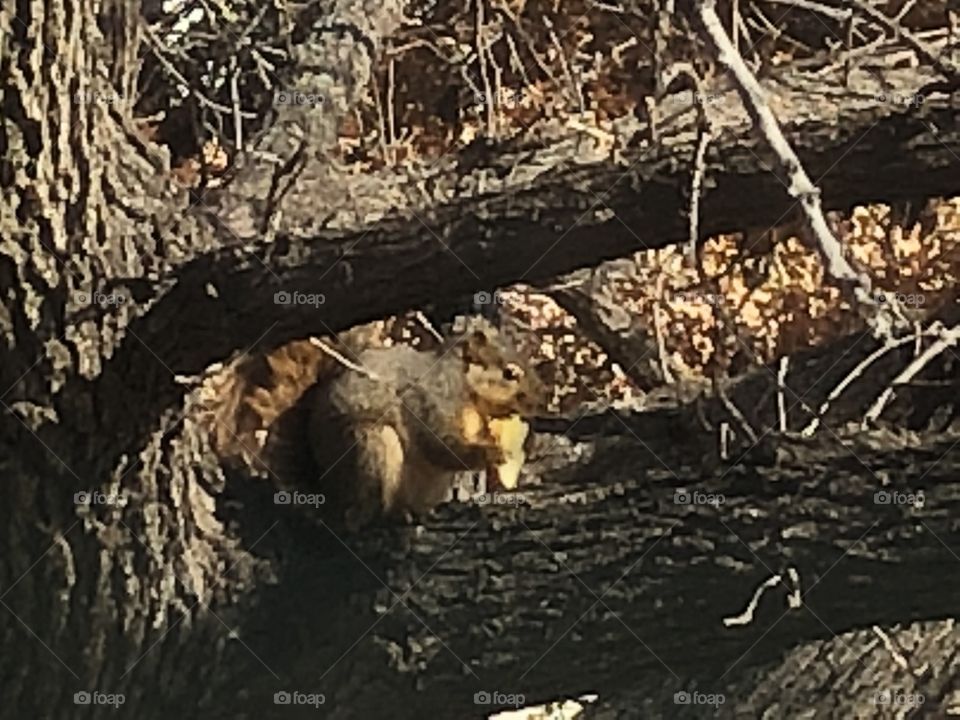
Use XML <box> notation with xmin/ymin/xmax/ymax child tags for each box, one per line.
<box><xmin>503</xmin><ymin>363</ymin><xmax>523</xmax><ymax>381</ymax></box>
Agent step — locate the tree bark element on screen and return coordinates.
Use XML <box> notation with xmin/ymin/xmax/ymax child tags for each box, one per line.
<box><xmin>3</xmin><ymin>1</ymin><xmax>960</xmax><ymax>718</ymax></box>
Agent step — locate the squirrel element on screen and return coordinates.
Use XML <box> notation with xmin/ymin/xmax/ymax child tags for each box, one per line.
<box><xmin>308</xmin><ymin>319</ymin><xmax>540</xmax><ymax>528</ymax></box>
<box><xmin>204</xmin><ymin>316</ymin><xmax>541</xmax><ymax>529</ymax></box>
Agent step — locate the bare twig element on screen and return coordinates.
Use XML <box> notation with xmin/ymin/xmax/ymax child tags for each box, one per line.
<box><xmin>142</xmin><ymin>23</ymin><xmax>258</xmax><ymax>120</ymax></box>
<box><xmin>414</xmin><ymin>311</ymin><xmax>445</xmax><ymax>344</ymax></box>
<box><xmin>543</xmin><ymin>15</ymin><xmax>584</xmax><ymax>114</ymax></box>
<box><xmin>717</xmin><ymin>380</ymin><xmax>760</xmax><ymax>444</ymax></box>
<box><xmin>849</xmin><ymin>0</ymin><xmax>960</xmax><ymax>82</ymax></box>
<box><xmin>698</xmin><ymin>0</ymin><xmax>867</xmax><ymax>291</ymax></box>
<box><xmin>802</xmin><ymin>326</ymin><xmax>942</xmax><ymax>437</ymax></box>
<box><xmin>476</xmin><ymin>1</ymin><xmax>497</xmax><ymax>137</ymax></box>
<box><xmin>371</xmin><ymin>72</ymin><xmax>390</xmax><ymax>163</ymax></box>
<box><xmin>653</xmin><ymin>268</ymin><xmax>676</xmax><ymax>385</ymax></box>
<box><xmin>504</xmin><ymin>31</ymin><xmax>535</xmax><ymax>91</ymax></box>
<box><xmin>387</xmin><ymin>49</ymin><xmax>398</xmax><ymax>162</ymax></box>
<box><xmin>862</xmin><ymin>324</ymin><xmax>960</xmax><ymax>427</ymax></box>
<box><xmin>309</xmin><ymin>337</ymin><xmax>382</xmax><ymax>381</ymax></box>
<box><xmin>260</xmin><ymin>139</ymin><xmax>307</xmax><ymax>238</ymax></box>
<box><xmin>229</xmin><ymin>62</ymin><xmax>243</xmax><ymax>150</ymax></box>
<box><xmin>688</xmin><ymin>123</ymin><xmax>713</xmax><ymax>266</ymax></box>
<box><xmin>494</xmin><ymin>3</ymin><xmax>561</xmax><ymax>91</ymax></box>
<box><xmin>777</xmin><ymin>355</ymin><xmax>788</xmax><ymax>433</ymax></box>
<box><xmin>763</xmin><ymin>0</ymin><xmax>852</xmax><ymax>23</ymax></box>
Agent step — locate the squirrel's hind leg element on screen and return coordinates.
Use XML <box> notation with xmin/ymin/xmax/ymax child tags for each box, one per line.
<box><xmin>343</xmin><ymin>423</ymin><xmax>406</xmax><ymax>528</ymax></box>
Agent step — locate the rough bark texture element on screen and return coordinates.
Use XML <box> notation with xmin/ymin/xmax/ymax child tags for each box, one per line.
<box><xmin>2</xmin><ymin>0</ymin><xmax>960</xmax><ymax>718</ymax></box>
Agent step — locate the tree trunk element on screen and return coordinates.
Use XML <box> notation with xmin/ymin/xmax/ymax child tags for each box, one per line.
<box><xmin>3</xmin><ymin>1</ymin><xmax>960</xmax><ymax>718</ymax></box>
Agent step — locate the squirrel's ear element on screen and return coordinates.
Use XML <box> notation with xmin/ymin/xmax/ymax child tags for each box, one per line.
<box><xmin>459</xmin><ymin>329</ymin><xmax>488</xmax><ymax>360</ymax></box>
<box><xmin>469</xmin><ymin>328</ymin><xmax>489</xmax><ymax>346</ymax></box>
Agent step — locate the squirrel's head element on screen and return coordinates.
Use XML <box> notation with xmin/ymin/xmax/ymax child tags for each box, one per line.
<box><xmin>452</xmin><ymin>318</ymin><xmax>542</xmax><ymax>419</ymax></box>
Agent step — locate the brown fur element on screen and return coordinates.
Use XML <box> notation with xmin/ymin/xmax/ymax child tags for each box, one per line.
<box><xmin>201</xmin><ymin>317</ymin><xmax>540</xmax><ymax>527</ymax></box>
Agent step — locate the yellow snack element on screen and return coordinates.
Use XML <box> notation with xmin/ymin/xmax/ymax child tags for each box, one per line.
<box><xmin>487</xmin><ymin>415</ymin><xmax>530</xmax><ymax>490</ymax></box>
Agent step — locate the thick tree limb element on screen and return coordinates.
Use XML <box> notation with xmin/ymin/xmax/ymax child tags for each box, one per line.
<box><xmin>11</xmin><ymin>430</ymin><xmax>952</xmax><ymax>719</ymax></box>
<box><xmin>125</xmin><ymin>63</ymin><xmax>960</xmax><ymax>373</ymax></box>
